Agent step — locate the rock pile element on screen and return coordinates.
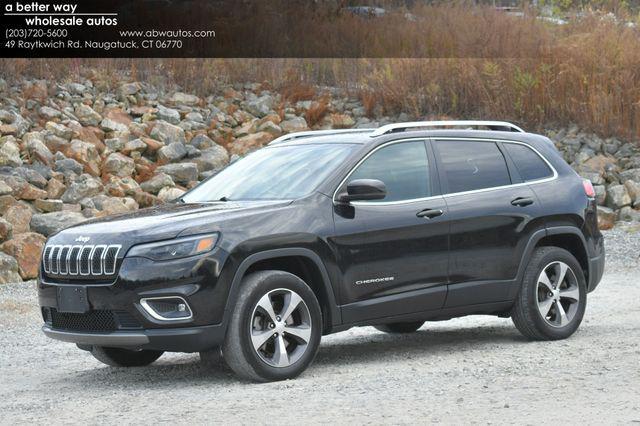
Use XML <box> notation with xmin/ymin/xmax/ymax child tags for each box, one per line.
<box><xmin>0</xmin><ymin>77</ymin><xmax>638</xmax><ymax>283</ymax></box>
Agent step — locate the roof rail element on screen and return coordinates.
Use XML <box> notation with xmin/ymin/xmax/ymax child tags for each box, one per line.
<box><xmin>370</xmin><ymin>121</ymin><xmax>525</xmax><ymax>137</ymax></box>
<box><xmin>268</xmin><ymin>128</ymin><xmax>374</xmax><ymax>145</ymax></box>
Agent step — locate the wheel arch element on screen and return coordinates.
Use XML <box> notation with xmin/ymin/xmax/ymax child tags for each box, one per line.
<box><xmin>509</xmin><ymin>226</ymin><xmax>591</xmax><ymax>299</ymax></box>
<box><xmin>222</xmin><ymin>248</ymin><xmax>340</xmax><ymax>334</ymax></box>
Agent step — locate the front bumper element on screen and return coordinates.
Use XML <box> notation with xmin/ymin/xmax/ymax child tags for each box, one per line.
<box><xmin>42</xmin><ymin>324</ymin><xmax>226</xmax><ymax>352</ymax></box>
<box><xmin>38</xmin><ymin>247</ymin><xmax>235</xmax><ymax>352</ymax></box>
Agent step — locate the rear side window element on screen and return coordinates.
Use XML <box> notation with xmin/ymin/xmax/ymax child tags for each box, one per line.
<box><xmin>503</xmin><ymin>143</ymin><xmax>553</xmax><ymax>181</ymax></box>
<box><xmin>436</xmin><ymin>140</ymin><xmax>511</xmax><ymax>193</ymax></box>
<box><xmin>347</xmin><ymin>141</ymin><xmax>430</xmax><ymax>202</ymax></box>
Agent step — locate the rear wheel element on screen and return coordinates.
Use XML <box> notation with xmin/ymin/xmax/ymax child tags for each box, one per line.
<box><xmin>511</xmin><ymin>247</ymin><xmax>587</xmax><ymax>341</ymax></box>
<box><xmin>374</xmin><ymin>321</ymin><xmax>424</xmax><ymax>334</ymax></box>
<box><xmin>90</xmin><ymin>346</ymin><xmax>163</xmax><ymax>367</ymax></box>
<box><xmin>222</xmin><ymin>271</ymin><xmax>322</xmax><ymax>382</ymax></box>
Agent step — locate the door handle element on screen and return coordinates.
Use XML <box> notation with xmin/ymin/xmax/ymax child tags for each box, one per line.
<box><xmin>416</xmin><ymin>208</ymin><xmax>444</xmax><ymax>219</ymax></box>
<box><xmin>511</xmin><ymin>197</ymin><xmax>534</xmax><ymax>207</ymax></box>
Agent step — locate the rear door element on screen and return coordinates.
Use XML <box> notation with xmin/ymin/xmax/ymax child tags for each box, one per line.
<box><xmin>432</xmin><ymin>138</ymin><xmax>544</xmax><ymax>307</ymax></box>
<box><xmin>330</xmin><ymin>139</ymin><xmax>449</xmax><ymax>323</ymax></box>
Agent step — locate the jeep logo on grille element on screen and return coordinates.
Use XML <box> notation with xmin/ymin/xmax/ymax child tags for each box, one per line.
<box><xmin>75</xmin><ymin>236</ymin><xmax>90</xmax><ymax>243</ymax></box>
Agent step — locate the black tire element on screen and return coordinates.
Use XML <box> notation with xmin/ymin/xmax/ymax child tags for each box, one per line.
<box><xmin>222</xmin><ymin>270</ymin><xmax>322</xmax><ymax>382</ymax></box>
<box><xmin>374</xmin><ymin>321</ymin><xmax>425</xmax><ymax>334</ymax></box>
<box><xmin>90</xmin><ymin>346</ymin><xmax>163</xmax><ymax>367</ymax></box>
<box><xmin>511</xmin><ymin>246</ymin><xmax>587</xmax><ymax>341</ymax></box>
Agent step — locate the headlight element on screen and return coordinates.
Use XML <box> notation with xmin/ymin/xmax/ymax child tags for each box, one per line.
<box><xmin>127</xmin><ymin>234</ymin><xmax>219</xmax><ymax>261</ymax></box>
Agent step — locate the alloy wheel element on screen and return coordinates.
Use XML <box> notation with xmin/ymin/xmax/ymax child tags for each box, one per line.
<box><xmin>536</xmin><ymin>261</ymin><xmax>581</xmax><ymax>327</ymax></box>
<box><xmin>250</xmin><ymin>288</ymin><xmax>312</xmax><ymax>368</ymax></box>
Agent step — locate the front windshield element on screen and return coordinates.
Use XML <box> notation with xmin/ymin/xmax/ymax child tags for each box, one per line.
<box><xmin>181</xmin><ymin>143</ymin><xmax>357</xmax><ymax>202</ymax></box>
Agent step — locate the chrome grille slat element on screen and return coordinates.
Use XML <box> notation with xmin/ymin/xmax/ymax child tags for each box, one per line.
<box><xmin>42</xmin><ymin>244</ymin><xmax>122</xmax><ymax>278</ymax></box>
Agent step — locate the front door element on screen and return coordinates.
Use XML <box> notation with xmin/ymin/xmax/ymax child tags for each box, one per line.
<box><xmin>329</xmin><ymin>139</ymin><xmax>450</xmax><ymax>324</ymax></box>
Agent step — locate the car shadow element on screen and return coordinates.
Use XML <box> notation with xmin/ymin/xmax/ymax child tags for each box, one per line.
<box><xmin>55</xmin><ymin>323</ymin><xmax>532</xmax><ymax>387</ymax></box>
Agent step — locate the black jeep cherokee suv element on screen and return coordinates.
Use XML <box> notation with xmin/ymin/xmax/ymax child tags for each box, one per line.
<box><xmin>39</xmin><ymin>120</ymin><xmax>605</xmax><ymax>382</ymax></box>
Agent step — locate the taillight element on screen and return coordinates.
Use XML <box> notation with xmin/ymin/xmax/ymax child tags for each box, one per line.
<box><xmin>583</xmin><ymin>179</ymin><xmax>595</xmax><ymax>198</ymax></box>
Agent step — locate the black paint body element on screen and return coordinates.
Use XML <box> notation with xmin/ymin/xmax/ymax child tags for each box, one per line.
<box><xmin>38</xmin><ymin>129</ymin><xmax>605</xmax><ymax>352</ymax></box>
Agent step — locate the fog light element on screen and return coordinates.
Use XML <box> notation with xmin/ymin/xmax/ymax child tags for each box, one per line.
<box><xmin>140</xmin><ymin>297</ymin><xmax>192</xmax><ymax>321</ymax></box>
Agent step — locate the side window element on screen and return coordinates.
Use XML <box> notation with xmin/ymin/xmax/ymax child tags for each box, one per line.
<box><xmin>503</xmin><ymin>143</ymin><xmax>553</xmax><ymax>181</ymax></box>
<box><xmin>436</xmin><ymin>140</ymin><xmax>511</xmax><ymax>193</ymax></box>
<box><xmin>347</xmin><ymin>141</ymin><xmax>430</xmax><ymax>202</ymax></box>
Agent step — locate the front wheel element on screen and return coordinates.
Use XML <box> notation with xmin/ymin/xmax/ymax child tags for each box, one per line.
<box><xmin>90</xmin><ymin>346</ymin><xmax>163</xmax><ymax>367</ymax></box>
<box><xmin>511</xmin><ymin>247</ymin><xmax>587</xmax><ymax>341</ymax></box>
<box><xmin>222</xmin><ymin>271</ymin><xmax>322</xmax><ymax>382</ymax></box>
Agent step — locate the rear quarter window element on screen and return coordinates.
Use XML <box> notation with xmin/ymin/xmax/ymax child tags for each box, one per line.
<box><xmin>503</xmin><ymin>143</ymin><xmax>553</xmax><ymax>181</ymax></box>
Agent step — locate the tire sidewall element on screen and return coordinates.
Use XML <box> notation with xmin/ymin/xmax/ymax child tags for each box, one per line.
<box><xmin>236</xmin><ymin>272</ymin><xmax>322</xmax><ymax>381</ymax></box>
<box><xmin>526</xmin><ymin>248</ymin><xmax>587</xmax><ymax>340</ymax></box>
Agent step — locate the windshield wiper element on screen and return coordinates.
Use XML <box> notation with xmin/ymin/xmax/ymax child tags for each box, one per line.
<box><xmin>217</xmin><ymin>196</ymin><xmax>232</xmax><ymax>202</ymax></box>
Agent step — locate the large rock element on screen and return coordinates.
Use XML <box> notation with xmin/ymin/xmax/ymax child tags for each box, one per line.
<box><xmin>189</xmin><ymin>134</ymin><xmax>216</xmax><ymax>150</ymax></box>
<box><xmin>158</xmin><ymin>187</ymin><xmax>185</xmax><ymax>202</ymax></box>
<box><xmin>230</xmin><ymin>132</ymin><xmax>273</xmax><ymax>156</ymax></box>
<box><xmin>46</xmin><ymin>178</ymin><xmax>66</xmax><ymax>199</ymax></box>
<box><xmin>280</xmin><ymin>116</ymin><xmax>309</xmax><ymax>133</ymax></box>
<box><xmin>94</xmin><ymin>197</ymin><xmax>138</xmax><ymax>217</ymax></box>
<box><xmin>0</xmin><ymin>217</ymin><xmax>12</xmax><ymax>242</ymax></box>
<box><xmin>0</xmin><ymin>139</ymin><xmax>22</xmax><ymax>167</ymax></box>
<box><xmin>30</xmin><ymin>211</ymin><xmax>87</xmax><ymax>236</ymax></box>
<box><xmin>140</xmin><ymin>173</ymin><xmax>175</xmax><ymax>195</ymax></box>
<box><xmin>0</xmin><ymin>180</ymin><xmax>12</xmax><ymax>196</ymax></box>
<box><xmin>246</xmin><ymin>94</ymin><xmax>274</xmax><ymax>118</ymax></box>
<box><xmin>1</xmin><ymin>232</ymin><xmax>46</xmax><ymax>279</ymax></box>
<box><xmin>619</xmin><ymin>168</ymin><xmax>640</xmax><ymax>183</ymax></box>
<box><xmin>596</xmin><ymin>205</ymin><xmax>617</xmax><ymax>230</ymax></box>
<box><xmin>156</xmin><ymin>105</ymin><xmax>180</xmax><ymax>124</ymax></box>
<box><xmin>104</xmin><ymin>176</ymin><xmax>140</xmax><ymax>197</ymax></box>
<box><xmin>39</xmin><ymin>106</ymin><xmax>61</xmax><ymax>120</ymax></box>
<box><xmin>34</xmin><ymin>198</ymin><xmax>63</xmax><ymax>212</ymax></box>
<box><xmin>150</xmin><ymin>120</ymin><xmax>186</xmax><ymax>144</ymax></box>
<box><xmin>4</xmin><ymin>204</ymin><xmax>33</xmax><ymax>234</ymax></box>
<box><xmin>193</xmin><ymin>146</ymin><xmax>229</xmax><ymax>173</ymax></box>
<box><xmin>619</xmin><ymin>206</ymin><xmax>640</xmax><ymax>222</ymax></box>
<box><xmin>65</xmin><ymin>140</ymin><xmax>101</xmax><ymax>176</ymax></box>
<box><xmin>45</xmin><ymin>121</ymin><xmax>73</xmax><ymax>140</ymax></box>
<box><xmin>157</xmin><ymin>142</ymin><xmax>187</xmax><ymax>163</ymax></box>
<box><xmin>100</xmin><ymin>118</ymin><xmax>128</xmax><ymax>133</ymax></box>
<box><xmin>170</xmin><ymin>92</ymin><xmax>200</xmax><ymax>106</ymax></box>
<box><xmin>61</xmin><ymin>175</ymin><xmax>103</xmax><ymax>203</ymax></box>
<box><xmin>23</xmin><ymin>132</ymin><xmax>54</xmax><ymax>165</ymax></box>
<box><xmin>606</xmin><ymin>184</ymin><xmax>631</xmax><ymax>209</ymax></box>
<box><xmin>54</xmin><ymin>157</ymin><xmax>84</xmax><ymax>175</ymax></box>
<box><xmin>103</xmin><ymin>153</ymin><xmax>135</xmax><ymax>177</ymax></box>
<box><xmin>0</xmin><ymin>252</ymin><xmax>21</xmax><ymax>284</ymax></box>
<box><xmin>74</xmin><ymin>103</ymin><xmax>102</xmax><ymax>126</ymax></box>
<box><xmin>624</xmin><ymin>180</ymin><xmax>640</xmax><ymax>207</ymax></box>
<box><xmin>0</xmin><ymin>175</ymin><xmax>47</xmax><ymax>201</ymax></box>
<box><xmin>157</xmin><ymin>163</ymin><xmax>198</xmax><ymax>185</ymax></box>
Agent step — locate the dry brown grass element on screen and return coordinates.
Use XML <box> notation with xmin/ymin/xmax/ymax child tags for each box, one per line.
<box><xmin>305</xmin><ymin>94</ymin><xmax>331</xmax><ymax>127</ymax></box>
<box><xmin>1</xmin><ymin>5</ymin><xmax>639</xmax><ymax>140</ymax></box>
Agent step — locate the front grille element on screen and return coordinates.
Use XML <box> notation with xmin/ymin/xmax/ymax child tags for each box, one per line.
<box><xmin>42</xmin><ymin>244</ymin><xmax>121</xmax><ymax>279</ymax></box>
<box><xmin>42</xmin><ymin>307</ymin><xmax>142</xmax><ymax>332</ymax></box>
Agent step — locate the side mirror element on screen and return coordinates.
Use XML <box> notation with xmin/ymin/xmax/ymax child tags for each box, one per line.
<box><xmin>338</xmin><ymin>179</ymin><xmax>387</xmax><ymax>203</ymax></box>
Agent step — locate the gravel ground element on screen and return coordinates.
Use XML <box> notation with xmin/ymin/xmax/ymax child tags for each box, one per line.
<box><xmin>1</xmin><ymin>228</ymin><xmax>639</xmax><ymax>424</ymax></box>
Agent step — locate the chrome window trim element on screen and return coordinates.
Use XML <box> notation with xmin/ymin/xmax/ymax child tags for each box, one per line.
<box><xmin>139</xmin><ymin>296</ymin><xmax>193</xmax><ymax>322</ymax></box>
<box><xmin>434</xmin><ymin>138</ymin><xmax>558</xmax><ymax>199</ymax></box>
<box><xmin>332</xmin><ymin>137</ymin><xmax>435</xmax><ymax>206</ymax></box>
<box><xmin>332</xmin><ymin>137</ymin><xmax>559</xmax><ymax>207</ymax></box>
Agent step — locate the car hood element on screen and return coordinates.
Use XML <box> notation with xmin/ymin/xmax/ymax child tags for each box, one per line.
<box><xmin>48</xmin><ymin>200</ymin><xmax>293</xmax><ymax>246</ymax></box>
